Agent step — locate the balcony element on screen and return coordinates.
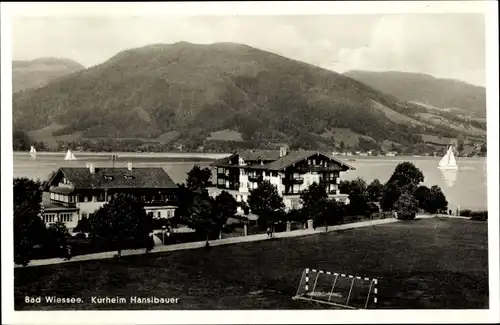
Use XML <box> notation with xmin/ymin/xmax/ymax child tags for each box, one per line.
<box><xmin>49</xmin><ymin>200</ymin><xmax>76</xmax><ymax>208</ymax></box>
<box><xmin>248</xmin><ymin>175</ymin><xmax>263</xmax><ymax>182</ymax></box>
<box><xmin>144</xmin><ymin>199</ymin><xmax>177</xmax><ymax>207</ymax></box>
<box><xmin>297</xmin><ymin>165</ymin><xmax>343</xmax><ymax>172</ymax></box>
<box><xmin>284</xmin><ymin>177</ymin><xmax>304</xmax><ymax>184</ymax></box>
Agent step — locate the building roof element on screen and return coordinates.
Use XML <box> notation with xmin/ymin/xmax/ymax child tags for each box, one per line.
<box><xmin>211</xmin><ymin>150</ymin><xmax>355</xmax><ymax>171</ymax></box>
<box><xmin>42</xmin><ymin>201</ymin><xmax>79</xmax><ymax>212</ymax></box>
<box><xmin>47</xmin><ymin>167</ymin><xmax>178</xmax><ymax>190</ymax></box>
<box><xmin>51</xmin><ymin>187</ymin><xmax>75</xmax><ymax>195</ymax></box>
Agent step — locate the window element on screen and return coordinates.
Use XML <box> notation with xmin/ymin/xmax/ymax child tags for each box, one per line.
<box><xmin>50</xmin><ymin>192</ymin><xmax>55</xmax><ymax>200</ymax></box>
<box><xmin>60</xmin><ymin>213</ymin><xmax>73</xmax><ymax>223</ymax></box>
<box><xmin>272</xmin><ymin>172</ymin><xmax>277</xmax><ymax>177</ymax></box>
<box><xmin>104</xmin><ymin>175</ymin><xmax>114</xmax><ymax>181</ymax></box>
<box><xmin>81</xmin><ymin>213</ymin><xmax>88</xmax><ymax>219</ymax></box>
<box><xmin>157</xmin><ymin>211</ymin><xmax>161</xmax><ymax>218</ymax></box>
<box><xmin>124</xmin><ymin>175</ymin><xmax>134</xmax><ymax>180</ymax></box>
<box><xmin>218</xmin><ymin>167</ymin><xmax>224</xmax><ymax>174</ymax></box>
<box><xmin>147</xmin><ymin>211</ymin><xmax>153</xmax><ymax>218</ymax></box>
<box><xmin>92</xmin><ymin>196</ymin><xmax>97</xmax><ymax>202</ymax></box>
<box><xmin>44</xmin><ymin>214</ymin><xmax>56</xmax><ymax>224</ymax></box>
<box><xmin>84</xmin><ymin>196</ymin><xmax>89</xmax><ymax>203</ymax></box>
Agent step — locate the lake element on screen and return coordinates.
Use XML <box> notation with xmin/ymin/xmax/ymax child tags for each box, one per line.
<box><xmin>12</xmin><ymin>152</ymin><xmax>488</xmax><ymax>211</ymax></box>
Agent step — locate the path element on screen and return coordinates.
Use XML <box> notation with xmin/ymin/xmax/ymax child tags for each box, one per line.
<box><xmin>15</xmin><ymin>215</ymin><xmax>463</xmax><ymax>268</ymax></box>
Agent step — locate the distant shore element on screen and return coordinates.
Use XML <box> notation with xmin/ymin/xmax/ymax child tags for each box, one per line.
<box><xmin>13</xmin><ymin>151</ymin><xmax>230</xmax><ymax>162</ymax></box>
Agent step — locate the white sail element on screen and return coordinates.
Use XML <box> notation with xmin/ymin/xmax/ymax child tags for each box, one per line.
<box><xmin>438</xmin><ymin>146</ymin><xmax>458</xmax><ymax>169</ymax></box>
<box><xmin>64</xmin><ymin>149</ymin><xmax>77</xmax><ymax>161</ymax></box>
<box><xmin>448</xmin><ymin>148</ymin><xmax>457</xmax><ymax>167</ymax></box>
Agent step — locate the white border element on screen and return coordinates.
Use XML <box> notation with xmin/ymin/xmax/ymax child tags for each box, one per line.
<box><xmin>2</xmin><ymin>1</ymin><xmax>499</xmax><ymax>324</ymax></box>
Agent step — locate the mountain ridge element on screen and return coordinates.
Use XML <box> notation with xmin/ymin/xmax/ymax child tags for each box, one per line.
<box><xmin>12</xmin><ymin>57</ymin><xmax>85</xmax><ymax>93</ymax></box>
<box><xmin>343</xmin><ymin>70</ymin><xmax>486</xmax><ymax>118</ymax></box>
<box><xmin>12</xmin><ymin>42</ymin><xmax>485</xmax><ymax>154</ymax></box>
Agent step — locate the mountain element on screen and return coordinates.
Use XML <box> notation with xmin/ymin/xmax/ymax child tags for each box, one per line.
<box><xmin>12</xmin><ymin>43</ymin><xmax>485</xmax><ymax>153</ymax></box>
<box><xmin>343</xmin><ymin>70</ymin><xmax>486</xmax><ymax>118</ymax></box>
<box><xmin>12</xmin><ymin>58</ymin><xmax>85</xmax><ymax>93</ymax></box>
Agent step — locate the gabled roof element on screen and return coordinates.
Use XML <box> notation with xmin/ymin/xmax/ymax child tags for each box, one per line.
<box><xmin>265</xmin><ymin>150</ymin><xmax>355</xmax><ymax>171</ymax></box>
<box><xmin>46</xmin><ymin>167</ymin><xmax>178</xmax><ymax>190</ymax></box>
<box><xmin>210</xmin><ymin>150</ymin><xmax>355</xmax><ymax>171</ymax></box>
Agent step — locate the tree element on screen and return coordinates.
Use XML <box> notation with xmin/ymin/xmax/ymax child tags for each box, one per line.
<box><xmin>338</xmin><ymin>180</ymin><xmax>352</xmax><ymax>195</ymax></box>
<box><xmin>283</xmin><ymin>208</ymin><xmax>308</xmax><ymax>224</ymax></box>
<box><xmin>212</xmin><ymin>191</ymin><xmax>238</xmax><ymax>238</ymax></box>
<box><xmin>300</xmin><ymin>182</ymin><xmax>328</xmax><ymax>229</ymax></box>
<box><xmin>366</xmin><ymin>179</ymin><xmax>383</xmax><ymax>202</ymax></box>
<box><xmin>344</xmin><ymin>178</ymin><xmax>369</xmax><ymax>216</ymax></box>
<box><xmin>425</xmin><ymin>185</ymin><xmax>448</xmax><ymax>214</ymax></box>
<box><xmin>13</xmin><ymin>178</ymin><xmax>47</xmax><ymax>266</ymax></box>
<box><xmin>387</xmin><ymin>162</ymin><xmax>424</xmax><ymax>189</ymax></box>
<box><xmin>414</xmin><ymin>185</ymin><xmax>431</xmax><ymax>210</ymax></box>
<box><xmin>44</xmin><ymin>221</ymin><xmax>70</xmax><ymax>259</ymax></box>
<box><xmin>175</xmin><ymin>183</ymin><xmax>196</xmax><ymax>219</ymax></box>
<box><xmin>186</xmin><ymin>165</ymin><xmax>212</xmax><ymax>192</ymax></box>
<box><xmin>380</xmin><ymin>182</ymin><xmax>402</xmax><ymax>211</ymax></box>
<box><xmin>393</xmin><ymin>192</ymin><xmax>419</xmax><ymax>220</ymax></box>
<box><xmin>74</xmin><ymin>216</ymin><xmax>91</xmax><ymax>233</ymax></box>
<box><xmin>248</xmin><ymin>180</ymin><xmax>285</xmax><ymax>229</ymax></box>
<box><xmin>90</xmin><ymin>193</ymin><xmax>151</xmax><ymax>258</ymax></box>
<box><xmin>184</xmin><ymin>191</ymin><xmax>216</xmax><ymax>244</ymax></box>
<box><xmin>322</xmin><ymin>199</ymin><xmax>345</xmax><ymax>229</ymax></box>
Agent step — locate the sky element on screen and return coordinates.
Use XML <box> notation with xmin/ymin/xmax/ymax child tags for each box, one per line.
<box><xmin>12</xmin><ymin>13</ymin><xmax>486</xmax><ymax>86</ymax></box>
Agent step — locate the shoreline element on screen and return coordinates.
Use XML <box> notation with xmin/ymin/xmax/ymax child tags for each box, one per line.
<box><xmin>13</xmin><ymin>151</ymin><xmax>486</xmax><ymax>160</ymax></box>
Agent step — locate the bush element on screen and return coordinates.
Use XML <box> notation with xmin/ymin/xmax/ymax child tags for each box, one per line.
<box><xmin>470</xmin><ymin>211</ymin><xmax>488</xmax><ymax>221</ymax></box>
<box><xmin>459</xmin><ymin>209</ymin><xmax>472</xmax><ymax>217</ymax></box>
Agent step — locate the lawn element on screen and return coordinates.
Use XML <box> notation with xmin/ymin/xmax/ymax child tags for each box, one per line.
<box><xmin>14</xmin><ymin>217</ymin><xmax>489</xmax><ymax>310</ymax></box>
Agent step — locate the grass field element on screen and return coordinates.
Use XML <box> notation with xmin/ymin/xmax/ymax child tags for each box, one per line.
<box><xmin>14</xmin><ymin>217</ymin><xmax>488</xmax><ymax>310</ymax></box>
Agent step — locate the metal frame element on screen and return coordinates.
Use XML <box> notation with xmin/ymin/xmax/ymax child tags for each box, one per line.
<box><xmin>293</xmin><ymin>268</ymin><xmax>378</xmax><ymax>310</ymax></box>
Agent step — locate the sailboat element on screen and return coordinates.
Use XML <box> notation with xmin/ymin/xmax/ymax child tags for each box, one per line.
<box><xmin>29</xmin><ymin>146</ymin><xmax>37</xmax><ymax>158</ymax></box>
<box><xmin>64</xmin><ymin>149</ymin><xmax>77</xmax><ymax>161</ymax></box>
<box><xmin>438</xmin><ymin>145</ymin><xmax>458</xmax><ymax>170</ymax></box>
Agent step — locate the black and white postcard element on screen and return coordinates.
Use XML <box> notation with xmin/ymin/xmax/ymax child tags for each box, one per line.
<box><xmin>2</xmin><ymin>1</ymin><xmax>499</xmax><ymax>324</ymax></box>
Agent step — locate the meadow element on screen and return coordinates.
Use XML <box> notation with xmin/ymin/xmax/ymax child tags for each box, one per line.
<box><xmin>14</xmin><ymin>217</ymin><xmax>488</xmax><ymax>310</ymax></box>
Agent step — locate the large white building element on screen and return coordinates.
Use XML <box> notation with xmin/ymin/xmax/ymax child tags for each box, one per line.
<box><xmin>208</xmin><ymin>147</ymin><xmax>355</xmax><ymax>212</ymax></box>
<box><xmin>41</xmin><ymin>164</ymin><xmax>178</xmax><ymax>231</ymax></box>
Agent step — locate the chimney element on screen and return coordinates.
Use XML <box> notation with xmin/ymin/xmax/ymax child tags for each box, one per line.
<box><xmin>280</xmin><ymin>146</ymin><xmax>288</xmax><ymax>158</ymax></box>
<box><xmin>127</xmin><ymin>162</ymin><xmax>133</xmax><ymax>171</ymax></box>
<box><xmin>89</xmin><ymin>163</ymin><xmax>95</xmax><ymax>174</ymax></box>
